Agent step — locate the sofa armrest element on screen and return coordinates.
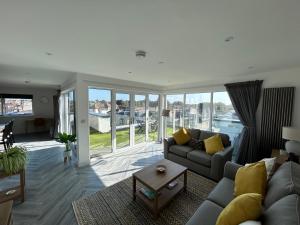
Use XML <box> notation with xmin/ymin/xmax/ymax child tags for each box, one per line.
<box><xmin>210</xmin><ymin>146</ymin><xmax>233</xmax><ymax>181</ymax></box>
<box><xmin>163</xmin><ymin>137</ymin><xmax>175</xmax><ymax>158</ymax></box>
<box><xmin>223</xmin><ymin>161</ymin><xmax>242</xmax><ymax>180</ymax></box>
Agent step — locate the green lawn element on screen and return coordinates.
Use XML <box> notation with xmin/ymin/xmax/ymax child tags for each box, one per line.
<box><xmin>89</xmin><ymin>128</ymin><xmax>159</xmax><ymax>152</ymax></box>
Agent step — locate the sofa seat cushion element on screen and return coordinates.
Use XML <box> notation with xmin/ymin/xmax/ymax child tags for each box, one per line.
<box><xmin>207</xmin><ymin>177</ymin><xmax>235</xmax><ymax>208</ymax></box>
<box><xmin>264</xmin><ymin>161</ymin><xmax>300</xmax><ymax>208</ymax></box>
<box><xmin>186</xmin><ymin>200</ymin><xmax>223</xmax><ymax>225</ymax></box>
<box><xmin>187</xmin><ymin>150</ymin><xmax>212</xmax><ymax>167</ymax></box>
<box><xmin>169</xmin><ymin>145</ymin><xmax>193</xmax><ymax>158</ymax></box>
<box><xmin>262</xmin><ymin>194</ymin><xmax>300</xmax><ymax>225</ymax></box>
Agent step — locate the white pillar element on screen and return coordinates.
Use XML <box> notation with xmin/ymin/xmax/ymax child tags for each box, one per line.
<box><xmin>75</xmin><ymin>80</ymin><xmax>90</xmax><ymax>167</ymax></box>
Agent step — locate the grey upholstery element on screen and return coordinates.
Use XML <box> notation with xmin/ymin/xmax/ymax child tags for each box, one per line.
<box><xmin>185</xmin><ymin>200</ymin><xmax>223</xmax><ymax>225</ymax></box>
<box><xmin>264</xmin><ymin>161</ymin><xmax>300</xmax><ymax>208</ymax></box>
<box><xmin>164</xmin><ymin>129</ymin><xmax>233</xmax><ymax>181</ymax></box>
<box><xmin>207</xmin><ymin>177</ymin><xmax>235</xmax><ymax>208</ymax></box>
<box><xmin>187</xmin><ymin>150</ymin><xmax>211</xmax><ymax>167</ymax></box>
<box><xmin>186</xmin><ymin>161</ymin><xmax>300</xmax><ymax>225</ymax></box>
<box><xmin>262</xmin><ymin>194</ymin><xmax>300</xmax><ymax>225</ymax></box>
<box><xmin>187</xmin><ymin>128</ymin><xmax>201</xmax><ymax>140</ymax></box>
<box><xmin>169</xmin><ymin>145</ymin><xmax>193</xmax><ymax>158</ymax></box>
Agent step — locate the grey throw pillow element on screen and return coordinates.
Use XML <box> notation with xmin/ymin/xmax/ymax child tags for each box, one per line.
<box><xmin>188</xmin><ymin>138</ymin><xmax>204</xmax><ymax>150</ymax></box>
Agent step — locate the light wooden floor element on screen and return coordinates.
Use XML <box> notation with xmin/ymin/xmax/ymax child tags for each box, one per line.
<box><xmin>0</xmin><ymin>134</ymin><xmax>163</xmax><ymax>225</ymax></box>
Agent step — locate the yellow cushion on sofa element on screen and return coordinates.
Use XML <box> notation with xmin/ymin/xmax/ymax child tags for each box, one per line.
<box><xmin>204</xmin><ymin>134</ymin><xmax>224</xmax><ymax>155</ymax></box>
<box><xmin>234</xmin><ymin>161</ymin><xmax>267</xmax><ymax>198</ymax></box>
<box><xmin>172</xmin><ymin>128</ymin><xmax>191</xmax><ymax>145</ymax></box>
<box><xmin>216</xmin><ymin>193</ymin><xmax>262</xmax><ymax>225</ymax></box>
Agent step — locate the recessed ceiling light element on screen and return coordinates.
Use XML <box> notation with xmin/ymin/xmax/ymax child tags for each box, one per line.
<box><xmin>25</xmin><ymin>72</ymin><xmax>31</xmax><ymax>75</ymax></box>
<box><xmin>24</xmin><ymin>80</ymin><xmax>30</xmax><ymax>84</ymax></box>
<box><xmin>248</xmin><ymin>66</ymin><xmax>254</xmax><ymax>69</ymax></box>
<box><xmin>158</xmin><ymin>61</ymin><xmax>165</xmax><ymax>64</ymax></box>
<box><xmin>225</xmin><ymin>36</ymin><xmax>234</xmax><ymax>42</ymax></box>
<box><xmin>128</xmin><ymin>72</ymin><xmax>132</xmax><ymax>74</ymax></box>
<box><xmin>45</xmin><ymin>52</ymin><xmax>53</xmax><ymax>56</ymax></box>
<box><xmin>136</xmin><ymin>50</ymin><xmax>146</xmax><ymax>59</ymax></box>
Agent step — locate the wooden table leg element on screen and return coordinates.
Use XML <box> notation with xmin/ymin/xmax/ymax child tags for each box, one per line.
<box><xmin>184</xmin><ymin>170</ymin><xmax>187</xmax><ymax>192</ymax></box>
<box><xmin>20</xmin><ymin>169</ymin><xmax>25</xmax><ymax>202</ymax></box>
<box><xmin>154</xmin><ymin>191</ymin><xmax>159</xmax><ymax>219</ymax></box>
<box><xmin>133</xmin><ymin>176</ymin><xmax>136</xmax><ymax>200</ymax></box>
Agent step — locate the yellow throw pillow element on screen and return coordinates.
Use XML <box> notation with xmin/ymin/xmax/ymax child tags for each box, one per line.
<box><xmin>234</xmin><ymin>161</ymin><xmax>267</xmax><ymax>198</ymax></box>
<box><xmin>204</xmin><ymin>134</ymin><xmax>224</xmax><ymax>155</ymax></box>
<box><xmin>216</xmin><ymin>193</ymin><xmax>262</xmax><ymax>225</ymax></box>
<box><xmin>172</xmin><ymin>128</ymin><xmax>191</xmax><ymax>145</ymax></box>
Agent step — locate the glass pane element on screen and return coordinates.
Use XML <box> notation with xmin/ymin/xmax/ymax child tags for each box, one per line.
<box><xmin>166</xmin><ymin>94</ymin><xmax>184</xmax><ymax>137</ymax></box>
<box><xmin>212</xmin><ymin>92</ymin><xmax>243</xmax><ymax>141</ymax></box>
<box><xmin>4</xmin><ymin>98</ymin><xmax>33</xmax><ymax>115</ymax></box>
<box><xmin>116</xmin><ymin>93</ymin><xmax>130</xmax><ymax>149</ymax></box>
<box><xmin>134</xmin><ymin>95</ymin><xmax>146</xmax><ymax>144</ymax></box>
<box><xmin>149</xmin><ymin>94</ymin><xmax>159</xmax><ymax>142</ymax></box>
<box><xmin>185</xmin><ymin>93</ymin><xmax>211</xmax><ymax>130</ymax></box>
<box><xmin>88</xmin><ymin>88</ymin><xmax>112</xmax><ymax>155</ymax></box>
<box><xmin>68</xmin><ymin>91</ymin><xmax>76</xmax><ymax>135</ymax></box>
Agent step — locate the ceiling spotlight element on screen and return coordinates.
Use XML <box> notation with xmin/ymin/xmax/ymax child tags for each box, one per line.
<box><xmin>45</xmin><ymin>52</ymin><xmax>53</xmax><ymax>56</ymax></box>
<box><xmin>248</xmin><ymin>66</ymin><xmax>254</xmax><ymax>69</ymax></box>
<box><xmin>136</xmin><ymin>50</ymin><xmax>146</xmax><ymax>59</ymax></box>
<box><xmin>128</xmin><ymin>72</ymin><xmax>132</xmax><ymax>74</ymax></box>
<box><xmin>24</xmin><ymin>80</ymin><xmax>30</xmax><ymax>84</ymax></box>
<box><xmin>225</xmin><ymin>36</ymin><xmax>234</xmax><ymax>42</ymax></box>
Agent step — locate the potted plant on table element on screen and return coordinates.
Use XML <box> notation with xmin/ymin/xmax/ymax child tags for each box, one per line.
<box><xmin>57</xmin><ymin>132</ymin><xmax>76</xmax><ymax>163</ymax></box>
<box><xmin>0</xmin><ymin>146</ymin><xmax>27</xmax><ymax>175</ymax></box>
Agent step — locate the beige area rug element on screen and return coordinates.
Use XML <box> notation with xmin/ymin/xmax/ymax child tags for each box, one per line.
<box><xmin>73</xmin><ymin>171</ymin><xmax>216</xmax><ymax>225</ymax></box>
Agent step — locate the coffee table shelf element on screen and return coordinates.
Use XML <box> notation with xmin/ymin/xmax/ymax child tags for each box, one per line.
<box><xmin>136</xmin><ymin>182</ymin><xmax>184</xmax><ymax>213</ymax></box>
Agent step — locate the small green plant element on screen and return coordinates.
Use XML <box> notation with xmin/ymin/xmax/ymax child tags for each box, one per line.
<box><xmin>57</xmin><ymin>132</ymin><xmax>76</xmax><ymax>152</ymax></box>
<box><xmin>0</xmin><ymin>146</ymin><xmax>27</xmax><ymax>175</ymax></box>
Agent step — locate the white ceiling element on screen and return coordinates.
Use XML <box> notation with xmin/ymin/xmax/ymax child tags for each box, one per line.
<box><xmin>0</xmin><ymin>0</ymin><xmax>300</xmax><ymax>87</ymax></box>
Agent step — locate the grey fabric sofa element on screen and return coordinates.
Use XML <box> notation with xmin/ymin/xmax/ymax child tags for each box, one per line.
<box><xmin>186</xmin><ymin>161</ymin><xmax>300</xmax><ymax>225</ymax></box>
<box><xmin>164</xmin><ymin>129</ymin><xmax>233</xmax><ymax>181</ymax></box>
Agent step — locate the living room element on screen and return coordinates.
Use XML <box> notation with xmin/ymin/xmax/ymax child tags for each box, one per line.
<box><xmin>0</xmin><ymin>1</ymin><xmax>300</xmax><ymax>225</ymax></box>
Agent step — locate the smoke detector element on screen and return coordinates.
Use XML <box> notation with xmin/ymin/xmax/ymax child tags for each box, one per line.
<box><xmin>136</xmin><ymin>50</ymin><xmax>146</xmax><ymax>59</ymax></box>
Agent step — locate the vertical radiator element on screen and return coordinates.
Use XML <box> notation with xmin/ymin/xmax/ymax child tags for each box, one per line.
<box><xmin>260</xmin><ymin>87</ymin><xmax>295</xmax><ymax>158</ymax></box>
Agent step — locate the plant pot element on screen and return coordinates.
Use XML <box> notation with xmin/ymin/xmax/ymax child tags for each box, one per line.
<box><xmin>64</xmin><ymin>151</ymin><xmax>72</xmax><ymax>158</ymax></box>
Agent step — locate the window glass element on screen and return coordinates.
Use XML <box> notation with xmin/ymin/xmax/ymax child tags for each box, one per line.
<box><xmin>166</xmin><ymin>94</ymin><xmax>184</xmax><ymax>137</ymax></box>
<box><xmin>4</xmin><ymin>98</ymin><xmax>33</xmax><ymax>115</ymax></box>
<box><xmin>185</xmin><ymin>93</ymin><xmax>211</xmax><ymax>130</ymax></box>
<box><xmin>149</xmin><ymin>94</ymin><xmax>159</xmax><ymax>142</ymax></box>
<box><xmin>212</xmin><ymin>92</ymin><xmax>243</xmax><ymax>141</ymax></box>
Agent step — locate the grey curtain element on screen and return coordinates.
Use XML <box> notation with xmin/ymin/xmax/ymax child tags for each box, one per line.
<box><xmin>51</xmin><ymin>90</ymin><xmax>61</xmax><ymax>139</ymax></box>
<box><xmin>225</xmin><ymin>80</ymin><xmax>263</xmax><ymax>164</ymax></box>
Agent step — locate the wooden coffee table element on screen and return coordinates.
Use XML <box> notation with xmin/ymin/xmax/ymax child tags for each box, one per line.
<box><xmin>132</xmin><ymin>159</ymin><xmax>187</xmax><ymax>218</ymax></box>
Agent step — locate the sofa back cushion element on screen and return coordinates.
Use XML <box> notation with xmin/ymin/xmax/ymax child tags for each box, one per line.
<box><xmin>200</xmin><ymin>131</ymin><xmax>231</xmax><ymax>147</ymax></box>
<box><xmin>261</xmin><ymin>194</ymin><xmax>300</xmax><ymax>225</ymax></box>
<box><xmin>264</xmin><ymin>161</ymin><xmax>300</xmax><ymax>208</ymax></box>
<box><xmin>187</xmin><ymin>128</ymin><xmax>201</xmax><ymax>140</ymax></box>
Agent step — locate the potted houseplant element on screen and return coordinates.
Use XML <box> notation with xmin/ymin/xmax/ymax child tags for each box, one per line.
<box><xmin>0</xmin><ymin>146</ymin><xmax>27</xmax><ymax>175</ymax></box>
<box><xmin>57</xmin><ymin>132</ymin><xmax>76</xmax><ymax>162</ymax></box>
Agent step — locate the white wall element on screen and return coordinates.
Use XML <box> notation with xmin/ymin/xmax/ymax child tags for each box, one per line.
<box><xmin>0</xmin><ymin>85</ymin><xmax>57</xmax><ymax>134</ymax></box>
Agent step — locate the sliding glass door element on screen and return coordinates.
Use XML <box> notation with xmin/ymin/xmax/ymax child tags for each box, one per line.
<box><xmin>88</xmin><ymin>88</ymin><xmax>112</xmax><ymax>156</ymax></box>
<box><xmin>149</xmin><ymin>94</ymin><xmax>159</xmax><ymax>142</ymax></box>
<box><xmin>134</xmin><ymin>95</ymin><xmax>146</xmax><ymax>144</ymax></box>
<box><xmin>116</xmin><ymin>93</ymin><xmax>130</xmax><ymax>149</ymax></box>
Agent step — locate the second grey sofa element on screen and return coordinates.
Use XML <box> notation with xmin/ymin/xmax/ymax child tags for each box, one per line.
<box><xmin>186</xmin><ymin>161</ymin><xmax>300</xmax><ymax>225</ymax></box>
<box><xmin>164</xmin><ymin>129</ymin><xmax>233</xmax><ymax>181</ymax></box>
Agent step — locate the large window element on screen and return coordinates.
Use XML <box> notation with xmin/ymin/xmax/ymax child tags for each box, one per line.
<box><xmin>0</xmin><ymin>94</ymin><xmax>33</xmax><ymax>116</ymax></box>
<box><xmin>166</xmin><ymin>94</ymin><xmax>184</xmax><ymax>137</ymax></box>
<box><xmin>165</xmin><ymin>91</ymin><xmax>243</xmax><ymax>142</ymax></box>
<box><xmin>212</xmin><ymin>92</ymin><xmax>243</xmax><ymax>142</ymax></box>
<box><xmin>185</xmin><ymin>93</ymin><xmax>211</xmax><ymax>130</ymax></box>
